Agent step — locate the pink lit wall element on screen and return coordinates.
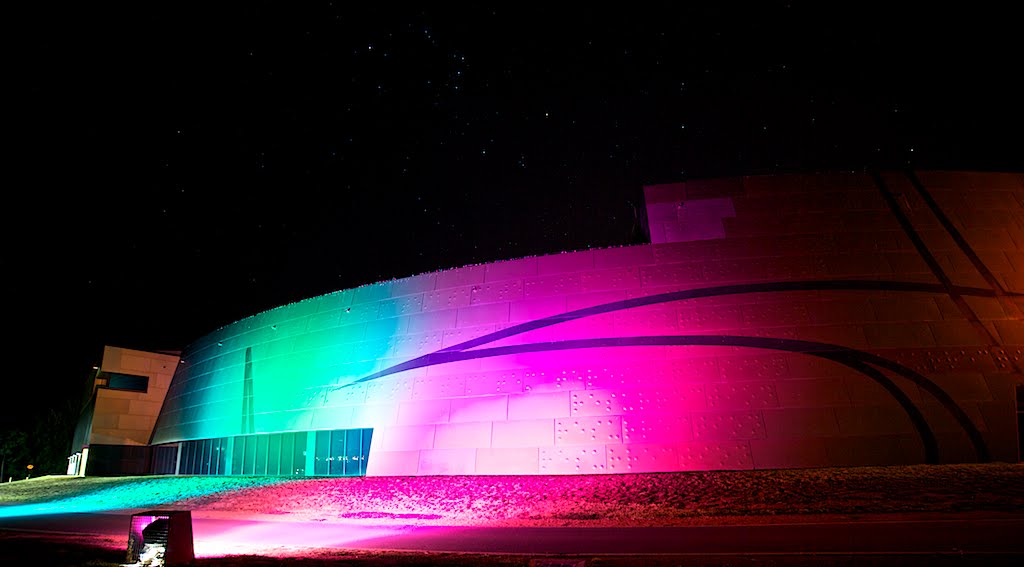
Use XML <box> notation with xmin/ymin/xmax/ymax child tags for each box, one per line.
<box><xmin>151</xmin><ymin>171</ymin><xmax>1024</xmax><ymax>475</ymax></box>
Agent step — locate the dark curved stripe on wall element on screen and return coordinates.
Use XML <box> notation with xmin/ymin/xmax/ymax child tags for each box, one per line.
<box><xmin>437</xmin><ymin>279</ymin><xmax>994</xmax><ymax>356</ymax></box>
<box><xmin>349</xmin><ymin>278</ymin><xmax>993</xmax><ymax>385</ymax></box>
<box><xmin>872</xmin><ymin>172</ymin><xmax>999</xmax><ymax>346</ymax></box>
<box><xmin>345</xmin><ymin>278</ymin><xmax>992</xmax><ymax>462</ymax></box>
<box><xmin>363</xmin><ymin>335</ymin><xmax>943</xmax><ymax>464</ymax></box>
<box><xmin>905</xmin><ymin>170</ymin><xmax>1015</xmax><ymax>297</ymax></box>
<box><xmin>817</xmin><ymin>353</ymin><xmax>938</xmax><ymax>463</ymax></box>
<box><xmin>855</xmin><ymin>354</ymin><xmax>991</xmax><ymax>462</ymax></box>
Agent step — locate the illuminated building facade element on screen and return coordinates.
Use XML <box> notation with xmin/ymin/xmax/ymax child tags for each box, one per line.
<box><xmin>75</xmin><ymin>171</ymin><xmax>1024</xmax><ymax>476</ymax></box>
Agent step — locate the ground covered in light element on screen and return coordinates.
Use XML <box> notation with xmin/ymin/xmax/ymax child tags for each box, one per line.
<box><xmin>1</xmin><ymin>464</ymin><xmax>1021</xmax><ymax>527</ymax></box>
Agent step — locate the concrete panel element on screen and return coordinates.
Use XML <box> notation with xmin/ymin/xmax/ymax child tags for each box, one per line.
<box><xmin>762</xmin><ymin>407</ymin><xmax>840</xmax><ymax>438</ymax></box>
<box><xmin>364</xmin><ymin>375</ymin><xmax>415</xmax><ymax>404</ymax></box>
<box><xmin>977</xmin><ymin>401</ymin><xmax>1020</xmax><ymax>462</ymax></box>
<box><xmin>367</xmin><ymin>450</ymin><xmax>421</xmax><ymax>476</ymax></box>
<box><xmin>555</xmin><ymin>416</ymin><xmax>622</xmax><ymax>445</ymax></box>
<box><xmin>540</xmin><ymin>445</ymin><xmax>608</xmax><ymax>474</ymax></box>
<box><xmin>581</xmin><ymin>267</ymin><xmax>641</xmax><ymax>293</ymax></box>
<box><xmin>434</xmin><ymin>422</ymin><xmax>492</xmax><ymax>449</ymax></box>
<box><xmin>692</xmin><ymin>411</ymin><xmax>766</xmax><ymax>440</ymax></box>
<box><xmin>614</xmin><ymin>305</ymin><xmax>678</xmax><ymax>335</ymax></box>
<box><xmin>365</xmin><ymin>316</ymin><xmax>411</xmax><ymax>340</ymax></box>
<box><xmin>522</xmin><ymin>369</ymin><xmax>586</xmax><ymax>394</ymax></box>
<box><xmin>485</xmin><ymin>257</ymin><xmax>537</xmax><ymax>282</ymax></box>
<box><xmin>352</xmin><ymin>282</ymin><xmax>392</xmax><ymax>305</ymax></box>
<box><xmin>622</xmin><ymin>415</ymin><xmax>693</xmax><ymax>444</ymax></box>
<box><xmin>566</xmin><ymin>290</ymin><xmax>627</xmax><ymax>311</ymax></box>
<box><xmin>380</xmin><ymin>424</ymin><xmax>435</xmax><ymax>451</ymax></box>
<box><xmin>706</xmin><ymin>382</ymin><xmax>779</xmax><ymax>410</ymax></box>
<box><xmin>750</xmin><ymin>438</ymin><xmax>830</xmax><ymax>469</ymax></box>
<box><xmin>96</xmin><ymin>397</ymin><xmax>132</xmax><ymax>415</ymax></box>
<box><xmin>471</xmin><ymin>279</ymin><xmax>524</xmax><ymax>304</ymax></box>
<box><xmin>128</xmin><ymin>400</ymin><xmax>163</xmax><ymax>416</ymax></box>
<box><xmin>412</xmin><ymin>374</ymin><xmax>467</xmax><ymax>400</ymax></box>
<box><xmin>741</xmin><ymin>303</ymin><xmax>811</xmax><ymax>328</ymax></box>
<box><xmin>396</xmin><ymin>399</ymin><xmax>451</xmax><ymax>425</ymax></box>
<box><xmin>606</xmin><ymin>444</ymin><xmax>679</xmax><ymax>473</ymax></box>
<box><xmin>349</xmin><ymin>403</ymin><xmax>399</xmax><ymax>427</ymax></box>
<box><xmin>423</xmin><ymin>286</ymin><xmax>473</xmax><ymax>312</ymax></box>
<box><xmin>390</xmin><ymin>330</ymin><xmax>445</xmax><ymax>358</ymax></box>
<box><xmin>436</xmin><ymin>265</ymin><xmax>487</xmax><ymax>290</ymax></box>
<box><xmin>524</xmin><ymin>273</ymin><xmax>582</xmax><ymax>299</ymax></box>
<box><xmin>825</xmin><ymin>436</ymin><xmax>919</xmax><ymax>467</ymax></box>
<box><xmin>310</xmin><ymin>406</ymin><xmax>355</xmax><ymax>430</ymax></box>
<box><xmin>408</xmin><ymin>308</ymin><xmax>458</xmax><ymax>333</ymax></box>
<box><xmin>678</xmin><ymin>305</ymin><xmax>743</xmax><ymax>332</ymax></box>
<box><xmin>863</xmin><ymin>323</ymin><xmax>936</xmax><ymax>348</ymax></box>
<box><xmin>924</xmin><ymin>373</ymin><xmax>993</xmax><ymax>401</ymax></box>
<box><xmin>718</xmin><ymin>355</ymin><xmax>789</xmax><ymax>381</ymax></box>
<box><xmin>476</xmin><ymin>447</ymin><xmax>539</xmax><ymax>474</ymax></box>
<box><xmin>640</xmin><ymin>263</ymin><xmax>702</xmax><ymax>288</ymax></box>
<box><xmin>593</xmin><ymin>245</ymin><xmax>654</xmax><ymax>269</ymax></box>
<box><xmin>391</xmin><ymin>273</ymin><xmax>437</xmax><ymax>297</ymax></box>
<box><xmin>834</xmin><ymin>406</ymin><xmax>915</xmax><ymax>435</ymax></box>
<box><xmin>510</xmin><ymin>296</ymin><xmax>567</xmax><ymax>322</ymax></box>
<box><xmin>508</xmin><ymin>391</ymin><xmax>570</xmax><ymax>420</ymax></box>
<box><xmin>377</xmin><ymin>295</ymin><xmax>424</xmax><ymax>318</ymax></box>
<box><xmin>677</xmin><ymin>441</ymin><xmax>754</xmax><ymax>471</ymax></box>
<box><xmin>492</xmin><ymin>419</ymin><xmax>553</xmax><ymax>448</ymax></box>
<box><xmin>660</xmin><ymin>356</ymin><xmax>721</xmax><ymax>382</ymax></box>
<box><xmin>775</xmin><ymin>378</ymin><xmax>850</xmax><ymax>407</ymax></box>
<box><xmin>456</xmin><ymin>303</ymin><xmax>510</xmax><ymax>327</ymax></box>
<box><xmin>537</xmin><ymin>250</ymin><xmax>594</xmax><ymax>274</ymax></box>
<box><xmin>418</xmin><ymin>448</ymin><xmax>477</xmax><ymax>475</ymax></box>
<box><xmin>449</xmin><ymin>395</ymin><xmax>508</xmax><ymax>423</ymax></box>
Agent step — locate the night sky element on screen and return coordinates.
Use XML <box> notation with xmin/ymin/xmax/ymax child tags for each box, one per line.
<box><xmin>5</xmin><ymin>3</ymin><xmax>1022</xmax><ymax>428</ymax></box>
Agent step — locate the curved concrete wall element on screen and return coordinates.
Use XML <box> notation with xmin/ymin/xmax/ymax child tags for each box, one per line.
<box><xmin>152</xmin><ymin>171</ymin><xmax>1024</xmax><ymax>474</ymax></box>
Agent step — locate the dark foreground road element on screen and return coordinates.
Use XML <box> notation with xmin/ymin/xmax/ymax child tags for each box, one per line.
<box><xmin>1</xmin><ymin>512</ymin><xmax>1023</xmax><ymax>557</ymax></box>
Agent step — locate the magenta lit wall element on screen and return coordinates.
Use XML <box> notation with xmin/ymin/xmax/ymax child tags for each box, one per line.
<box><xmin>152</xmin><ymin>171</ymin><xmax>1024</xmax><ymax>475</ymax></box>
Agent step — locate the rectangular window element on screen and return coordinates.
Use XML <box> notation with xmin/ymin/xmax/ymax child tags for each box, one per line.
<box><xmin>267</xmin><ymin>434</ymin><xmax>281</xmax><ymax>476</ymax></box>
<box><xmin>180</xmin><ymin>442</ymin><xmax>193</xmax><ymax>475</ymax></box>
<box><xmin>242</xmin><ymin>434</ymin><xmax>256</xmax><ymax>475</ymax></box>
<box><xmin>255</xmin><ymin>435</ymin><xmax>269</xmax><ymax>475</ymax></box>
<box><xmin>104</xmin><ymin>372</ymin><xmax>149</xmax><ymax>393</ymax></box>
<box><xmin>345</xmin><ymin>429</ymin><xmax>363</xmax><ymax>476</ymax></box>
<box><xmin>201</xmin><ymin>439</ymin><xmax>213</xmax><ymax>475</ymax></box>
<box><xmin>292</xmin><ymin>432</ymin><xmax>306</xmax><ymax>476</ymax></box>
<box><xmin>314</xmin><ymin>430</ymin><xmax>330</xmax><ymax>475</ymax></box>
<box><xmin>232</xmin><ymin>436</ymin><xmax>245</xmax><ymax>475</ymax></box>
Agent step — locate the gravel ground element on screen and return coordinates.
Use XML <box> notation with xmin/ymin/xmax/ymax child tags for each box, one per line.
<box><xmin>2</xmin><ymin>465</ymin><xmax>1023</xmax><ymax>566</ymax></box>
<box><xmin>2</xmin><ymin>463</ymin><xmax>1022</xmax><ymax>527</ymax></box>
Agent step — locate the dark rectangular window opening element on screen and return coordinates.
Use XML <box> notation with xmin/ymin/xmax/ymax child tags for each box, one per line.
<box><xmin>103</xmin><ymin>372</ymin><xmax>149</xmax><ymax>393</ymax></box>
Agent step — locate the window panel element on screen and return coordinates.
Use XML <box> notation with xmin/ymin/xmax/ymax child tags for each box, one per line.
<box><xmin>360</xmin><ymin>428</ymin><xmax>373</xmax><ymax>475</ymax></box>
<box><xmin>329</xmin><ymin>430</ymin><xmax>346</xmax><ymax>475</ymax></box>
<box><xmin>232</xmin><ymin>436</ymin><xmax>244</xmax><ymax>475</ymax></box>
<box><xmin>243</xmin><ymin>435</ymin><xmax>256</xmax><ymax>475</ymax></box>
<box><xmin>180</xmin><ymin>442</ymin><xmax>193</xmax><ymax>475</ymax></box>
<box><xmin>202</xmin><ymin>439</ymin><xmax>213</xmax><ymax>475</ymax></box>
<box><xmin>268</xmin><ymin>434</ymin><xmax>281</xmax><ymax>476</ymax></box>
<box><xmin>344</xmin><ymin>429</ymin><xmax>362</xmax><ymax>476</ymax></box>
<box><xmin>314</xmin><ymin>430</ymin><xmax>330</xmax><ymax>475</ymax></box>
<box><xmin>293</xmin><ymin>432</ymin><xmax>307</xmax><ymax>476</ymax></box>
<box><xmin>255</xmin><ymin>435</ymin><xmax>269</xmax><ymax>475</ymax></box>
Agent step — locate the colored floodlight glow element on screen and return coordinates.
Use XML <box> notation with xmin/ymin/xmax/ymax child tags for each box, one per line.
<box><xmin>0</xmin><ymin>477</ymin><xmax>286</xmax><ymax>519</ymax></box>
<box><xmin>192</xmin><ymin>522</ymin><xmax>406</xmax><ymax>557</ymax></box>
